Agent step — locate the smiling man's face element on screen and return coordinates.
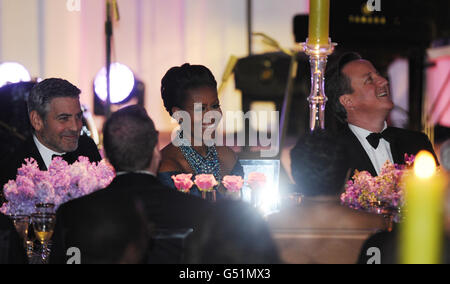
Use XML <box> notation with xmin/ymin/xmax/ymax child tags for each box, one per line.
<box><xmin>32</xmin><ymin>97</ymin><xmax>83</xmax><ymax>153</ymax></box>
<box><xmin>341</xmin><ymin>59</ymin><xmax>394</xmax><ymax>117</ymax></box>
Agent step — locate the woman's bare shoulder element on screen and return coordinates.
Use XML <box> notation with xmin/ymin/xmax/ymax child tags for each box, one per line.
<box><xmin>159</xmin><ymin>144</ymin><xmax>183</xmax><ymax>172</ymax></box>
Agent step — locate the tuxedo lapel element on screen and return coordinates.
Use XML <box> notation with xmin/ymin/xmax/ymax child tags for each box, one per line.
<box><xmin>341</xmin><ymin>125</ymin><xmax>377</xmax><ymax>176</ymax></box>
<box><xmin>389</xmin><ymin>138</ymin><xmax>403</xmax><ymax>165</ymax></box>
<box><xmin>26</xmin><ymin>137</ymin><xmax>47</xmax><ymax>171</ymax></box>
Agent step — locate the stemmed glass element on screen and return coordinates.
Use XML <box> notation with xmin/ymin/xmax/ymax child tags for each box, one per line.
<box><xmin>31</xmin><ymin>213</ymin><xmax>56</xmax><ymax>264</ymax></box>
<box><xmin>11</xmin><ymin>215</ymin><xmax>30</xmax><ymax>255</ymax></box>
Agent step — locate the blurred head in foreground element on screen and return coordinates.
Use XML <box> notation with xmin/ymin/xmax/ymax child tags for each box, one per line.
<box><xmin>186</xmin><ymin>200</ymin><xmax>280</xmax><ymax>264</ymax></box>
<box><xmin>290</xmin><ymin>130</ymin><xmax>349</xmax><ymax>197</ymax></box>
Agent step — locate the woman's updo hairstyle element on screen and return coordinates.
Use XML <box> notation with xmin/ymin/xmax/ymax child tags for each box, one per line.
<box><xmin>161</xmin><ymin>63</ymin><xmax>217</xmax><ymax>116</ymax></box>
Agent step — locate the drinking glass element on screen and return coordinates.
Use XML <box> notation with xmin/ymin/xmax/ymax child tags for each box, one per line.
<box><xmin>11</xmin><ymin>215</ymin><xmax>31</xmax><ymax>256</ymax></box>
<box><xmin>31</xmin><ymin>213</ymin><xmax>56</xmax><ymax>264</ymax></box>
<box><xmin>11</xmin><ymin>215</ymin><xmax>29</xmax><ymax>241</ymax></box>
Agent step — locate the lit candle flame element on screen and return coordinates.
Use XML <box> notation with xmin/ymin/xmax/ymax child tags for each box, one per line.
<box><xmin>414</xmin><ymin>151</ymin><xmax>437</xmax><ymax>179</ymax></box>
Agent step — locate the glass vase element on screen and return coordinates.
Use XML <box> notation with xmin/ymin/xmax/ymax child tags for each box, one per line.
<box><xmin>226</xmin><ymin>191</ymin><xmax>241</xmax><ymax>201</ymax></box>
<box><xmin>201</xmin><ymin>190</ymin><xmax>216</xmax><ymax>203</ymax></box>
<box><xmin>251</xmin><ymin>188</ymin><xmax>263</xmax><ymax>208</ymax></box>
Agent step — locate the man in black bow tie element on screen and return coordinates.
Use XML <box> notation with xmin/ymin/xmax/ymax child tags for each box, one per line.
<box><xmin>0</xmin><ymin>79</ymin><xmax>101</xmax><ymax>202</ymax></box>
<box><xmin>325</xmin><ymin>52</ymin><xmax>437</xmax><ymax>177</ymax></box>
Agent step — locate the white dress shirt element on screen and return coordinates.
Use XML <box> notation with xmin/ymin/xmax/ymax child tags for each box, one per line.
<box><xmin>348</xmin><ymin>123</ymin><xmax>394</xmax><ymax>176</ymax></box>
<box><xmin>33</xmin><ymin>135</ymin><xmax>66</xmax><ymax>169</ymax></box>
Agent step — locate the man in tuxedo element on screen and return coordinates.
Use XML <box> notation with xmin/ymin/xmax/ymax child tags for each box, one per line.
<box><xmin>0</xmin><ymin>78</ymin><xmax>101</xmax><ymax>203</ymax></box>
<box><xmin>267</xmin><ymin>131</ymin><xmax>385</xmax><ymax>264</ymax></box>
<box><xmin>325</xmin><ymin>52</ymin><xmax>437</xmax><ymax>177</ymax></box>
<box><xmin>50</xmin><ymin>105</ymin><xmax>214</xmax><ymax>264</ymax></box>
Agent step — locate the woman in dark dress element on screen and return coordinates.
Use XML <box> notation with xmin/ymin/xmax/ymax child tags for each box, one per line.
<box><xmin>158</xmin><ymin>63</ymin><xmax>243</xmax><ymax>198</ymax></box>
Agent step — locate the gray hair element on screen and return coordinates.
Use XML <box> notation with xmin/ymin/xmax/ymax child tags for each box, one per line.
<box><xmin>28</xmin><ymin>78</ymin><xmax>81</xmax><ymax>119</ymax></box>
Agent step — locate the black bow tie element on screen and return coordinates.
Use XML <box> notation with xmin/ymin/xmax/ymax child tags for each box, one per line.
<box><xmin>366</xmin><ymin>129</ymin><xmax>395</xmax><ymax>149</ymax></box>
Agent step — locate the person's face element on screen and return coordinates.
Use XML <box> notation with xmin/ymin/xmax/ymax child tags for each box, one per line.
<box><xmin>173</xmin><ymin>86</ymin><xmax>222</xmax><ymax>139</ymax></box>
<box><xmin>340</xmin><ymin>60</ymin><xmax>394</xmax><ymax>118</ymax></box>
<box><xmin>31</xmin><ymin>97</ymin><xmax>83</xmax><ymax>153</ymax></box>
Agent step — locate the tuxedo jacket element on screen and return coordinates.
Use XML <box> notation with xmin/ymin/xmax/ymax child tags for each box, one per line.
<box><xmin>0</xmin><ymin>213</ymin><xmax>27</xmax><ymax>264</ymax></box>
<box><xmin>0</xmin><ymin>135</ymin><xmax>101</xmax><ymax>196</ymax></box>
<box><xmin>339</xmin><ymin>125</ymin><xmax>438</xmax><ymax>177</ymax></box>
<box><xmin>50</xmin><ymin>173</ymin><xmax>214</xmax><ymax>264</ymax></box>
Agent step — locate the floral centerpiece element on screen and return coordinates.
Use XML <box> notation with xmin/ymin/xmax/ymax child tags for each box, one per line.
<box><xmin>169</xmin><ymin>173</ymin><xmax>268</xmax><ymax>204</ymax></box>
<box><xmin>246</xmin><ymin>172</ymin><xmax>267</xmax><ymax>208</ymax></box>
<box><xmin>171</xmin><ymin>174</ymin><xmax>194</xmax><ymax>193</ymax></box>
<box><xmin>341</xmin><ymin>154</ymin><xmax>415</xmax><ymax>224</ymax></box>
<box><xmin>222</xmin><ymin>175</ymin><xmax>244</xmax><ymax>200</ymax></box>
<box><xmin>194</xmin><ymin>174</ymin><xmax>218</xmax><ymax>202</ymax></box>
<box><xmin>0</xmin><ymin>156</ymin><xmax>116</xmax><ymax>216</ymax></box>
<box><xmin>194</xmin><ymin>174</ymin><xmax>218</xmax><ymax>192</ymax></box>
<box><xmin>247</xmin><ymin>172</ymin><xmax>267</xmax><ymax>191</ymax></box>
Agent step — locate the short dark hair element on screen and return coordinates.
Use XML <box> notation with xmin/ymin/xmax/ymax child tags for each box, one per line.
<box><xmin>28</xmin><ymin>78</ymin><xmax>81</xmax><ymax>119</ymax></box>
<box><xmin>290</xmin><ymin>130</ymin><xmax>349</xmax><ymax>196</ymax></box>
<box><xmin>325</xmin><ymin>52</ymin><xmax>362</xmax><ymax>123</ymax></box>
<box><xmin>103</xmin><ymin>105</ymin><xmax>158</xmax><ymax>172</ymax></box>
<box><xmin>161</xmin><ymin>63</ymin><xmax>217</xmax><ymax>116</ymax></box>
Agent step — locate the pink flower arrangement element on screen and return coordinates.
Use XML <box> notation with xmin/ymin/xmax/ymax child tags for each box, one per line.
<box><xmin>169</xmin><ymin>172</ymin><xmax>269</xmax><ymax>199</ymax></box>
<box><xmin>341</xmin><ymin>154</ymin><xmax>415</xmax><ymax>222</ymax></box>
<box><xmin>194</xmin><ymin>174</ymin><xmax>219</xmax><ymax>192</ymax></box>
<box><xmin>171</xmin><ymin>174</ymin><xmax>194</xmax><ymax>193</ymax></box>
<box><xmin>247</xmin><ymin>172</ymin><xmax>267</xmax><ymax>191</ymax></box>
<box><xmin>0</xmin><ymin>157</ymin><xmax>116</xmax><ymax>216</ymax></box>
<box><xmin>222</xmin><ymin>176</ymin><xmax>244</xmax><ymax>193</ymax></box>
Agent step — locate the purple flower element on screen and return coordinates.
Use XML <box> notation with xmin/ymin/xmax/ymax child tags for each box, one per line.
<box><xmin>1</xmin><ymin>156</ymin><xmax>116</xmax><ymax>215</ymax></box>
<box><xmin>341</xmin><ymin>156</ymin><xmax>412</xmax><ymax>222</ymax></box>
<box><xmin>404</xmin><ymin>154</ymin><xmax>416</xmax><ymax>167</ymax></box>
<box><xmin>48</xmin><ymin>157</ymin><xmax>69</xmax><ymax>173</ymax></box>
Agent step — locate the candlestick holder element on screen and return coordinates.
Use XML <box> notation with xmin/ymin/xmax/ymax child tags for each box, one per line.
<box><xmin>299</xmin><ymin>38</ymin><xmax>337</xmax><ymax>131</ymax></box>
